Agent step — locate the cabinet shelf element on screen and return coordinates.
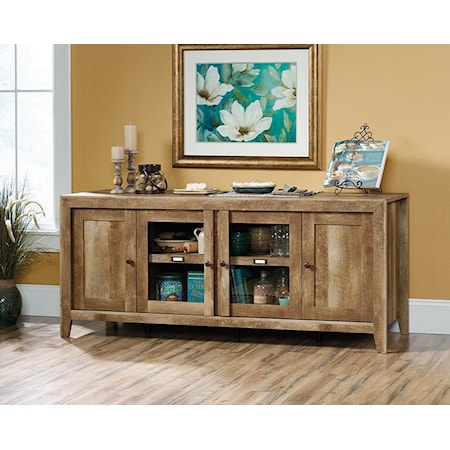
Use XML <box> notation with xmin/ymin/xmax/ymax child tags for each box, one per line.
<box><xmin>147</xmin><ymin>300</ymin><xmax>205</xmax><ymax>315</ymax></box>
<box><xmin>230</xmin><ymin>255</ymin><xmax>290</xmax><ymax>266</ymax></box>
<box><xmin>231</xmin><ymin>303</ymin><xmax>295</xmax><ymax>319</ymax></box>
<box><xmin>149</xmin><ymin>253</ymin><xmax>204</xmax><ymax>264</ymax></box>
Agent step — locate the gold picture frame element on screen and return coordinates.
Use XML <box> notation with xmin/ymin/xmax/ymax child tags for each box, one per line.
<box><xmin>172</xmin><ymin>44</ymin><xmax>321</xmax><ymax>169</ymax></box>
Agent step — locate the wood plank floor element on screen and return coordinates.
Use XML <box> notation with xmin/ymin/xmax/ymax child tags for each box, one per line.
<box><xmin>0</xmin><ymin>316</ymin><xmax>449</xmax><ymax>405</ymax></box>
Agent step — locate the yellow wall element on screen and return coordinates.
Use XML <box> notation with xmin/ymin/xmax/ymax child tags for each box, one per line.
<box><xmin>23</xmin><ymin>44</ymin><xmax>450</xmax><ymax>301</ymax></box>
<box><xmin>16</xmin><ymin>253</ymin><xmax>60</xmax><ymax>285</ymax></box>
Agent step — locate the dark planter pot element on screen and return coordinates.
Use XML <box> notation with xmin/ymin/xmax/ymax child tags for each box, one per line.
<box><xmin>0</xmin><ymin>280</ymin><xmax>22</xmax><ymax>326</ymax></box>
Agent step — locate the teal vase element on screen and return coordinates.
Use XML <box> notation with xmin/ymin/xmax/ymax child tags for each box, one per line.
<box><xmin>0</xmin><ymin>280</ymin><xmax>22</xmax><ymax>326</ymax></box>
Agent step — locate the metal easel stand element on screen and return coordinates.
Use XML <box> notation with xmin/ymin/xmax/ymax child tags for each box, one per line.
<box><xmin>334</xmin><ymin>123</ymin><xmax>383</xmax><ymax>196</ymax></box>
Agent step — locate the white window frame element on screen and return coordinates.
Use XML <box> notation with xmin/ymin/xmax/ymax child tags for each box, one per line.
<box><xmin>30</xmin><ymin>44</ymin><xmax>72</xmax><ymax>251</ymax></box>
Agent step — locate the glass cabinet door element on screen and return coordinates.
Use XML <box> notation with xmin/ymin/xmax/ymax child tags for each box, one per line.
<box><xmin>136</xmin><ymin>209</ymin><xmax>214</xmax><ymax>316</ymax></box>
<box><xmin>216</xmin><ymin>210</ymin><xmax>301</xmax><ymax>319</ymax></box>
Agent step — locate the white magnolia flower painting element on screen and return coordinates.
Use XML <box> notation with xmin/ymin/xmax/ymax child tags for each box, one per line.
<box><xmin>197</xmin><ymin>66</ymin><xmax>233</xmax><ymax>106</ymax></box>
<box><xmin>196</xmin><ymin>62</ymin><xmax>297</xmax><ymax>144</ymax></box>
<box><xmin>217</xmin><ymin>100</ymin><xmax>272</xmax><ymax>142</ymax></box>
<box><xmin>174</xmin><ymin>44</ymin><xmax>320</xmax><ymax>168</ymax></box>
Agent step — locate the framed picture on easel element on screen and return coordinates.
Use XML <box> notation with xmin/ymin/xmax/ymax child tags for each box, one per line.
<box><xmin>323</xmin><ymin>139</ymin><xmax>389</xmax><ymax>191</ymax></box>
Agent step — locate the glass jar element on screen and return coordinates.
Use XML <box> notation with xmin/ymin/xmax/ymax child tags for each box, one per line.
<box><xmin>274</xmin><ymin>269</ymin><xmax>290</xmax><ymax>306</ymax></box>
<box><xmin>230</xmin><ymin>231</ymin><xmax>250</xmax><ymax>256</ymax></box>
<box><xmin>253</xmin><ymin>270</ymin><xmax>274</xmax><ymax>304</ymax></box>
<box><xmin>249</xmin><ymin>226</ymin><xmax>270</xmax><ymax>254</ymax></box>
<box><xmin>270</xmin><ymin>224</ymin><xmax>289</xmax><ymax>256</ymax></box>
<box><xmin>135</xmin><ymin>164</ymin><xmax>168</xmax><ymax>194</ymax></box>
<box><xmin>156</xmin><ymin>273</ymin><xmax>184</xmax><ymax>301</ymax></box>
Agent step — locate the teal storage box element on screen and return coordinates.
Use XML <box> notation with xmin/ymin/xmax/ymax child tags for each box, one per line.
<box><xmin>187</xmin><ymin>271</ymin><xmax>204</xmax><ymax>302</ymax></box>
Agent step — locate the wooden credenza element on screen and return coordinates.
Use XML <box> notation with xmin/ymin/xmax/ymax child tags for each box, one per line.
<box><xmin>60</xmin><ymin>191</ymin><xmax>409</xmax><ymax>353</ymax></box>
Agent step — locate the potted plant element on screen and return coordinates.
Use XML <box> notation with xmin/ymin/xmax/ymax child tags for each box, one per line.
<box><xmin>0</xmin><ymin>179</ymin><xmax>46</xmax><ymax>326</ymax></box>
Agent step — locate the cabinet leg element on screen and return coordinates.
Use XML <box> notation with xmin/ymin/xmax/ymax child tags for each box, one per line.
<box><xmin>145</xmin><ymin>324</ymin><xmax>152</xmax><ymax>338</ymax></box>
<box><xmin>60</xmin><ymin>316</ymin><xmax>72</xmax><ymax>338</ymax></box>
<box><xmin>373</xmin><ymin>331</ymin><xmax>388</xmax><ymax>354</ymax></box>
<box><xmin>234</xmin><ymin>328</ymin><xmax>241</xmax><ymax>342</ymax></box>
<box><xmin>398</xmin><ymin>317</ymin><xmax>409</xmax><ymax>335</ymax></box>
<box><xmin>398</xmin><ymin>303</ymin><xmax>409</xmax><ymax>335</ymax></box>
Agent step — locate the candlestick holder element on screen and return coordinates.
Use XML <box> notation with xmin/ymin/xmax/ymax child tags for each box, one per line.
<box><xmin>124</xmin><ymin>149</ymin><xmax>138</xmax><ymax>193</ymax></box>
<box><xmin>111</xmin><ymin>161</ymin><xmax>125</xmax><ymax>194</ymax></box>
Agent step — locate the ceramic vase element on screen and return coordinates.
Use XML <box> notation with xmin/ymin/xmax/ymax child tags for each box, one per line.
<box><xmin>0</xmin><ymin>280</ymin><xmax>22</xmax><ymax>326</ymax></box>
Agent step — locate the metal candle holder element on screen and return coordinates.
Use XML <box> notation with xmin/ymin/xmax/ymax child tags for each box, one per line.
<box><xmin>124</xmin><ymin>149</ymin><xmax>138</xmax><ymax>193</ymax></box>
<box><xmin>111</xmin><ymin>161</ymin><xmax>124</xmax><ymax>194</ymax></box>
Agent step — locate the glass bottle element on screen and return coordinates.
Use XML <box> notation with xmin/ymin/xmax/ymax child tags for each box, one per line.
<box><xmin>253</xmin><ymin>270</ymin><xmax>274</xmax><ymax>304</ymax></box>
<box><xmin>274</xmin><ymin>269</ymin><xmax>290</xmax><ymax>306</ymax></box>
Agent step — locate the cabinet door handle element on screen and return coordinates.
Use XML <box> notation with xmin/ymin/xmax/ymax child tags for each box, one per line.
<box><xmin>205</xmin><ymin>260</ymin><xmax>212</xmax><ymax>267</ymax></box>
<box><xmin>220</xmin><ymin>260</ymin><xmax>226</xmax><ymax>267</ymax></box>
<box><xmin>126</xmin><ymin>258</ymin><xmax>134</xmax><ymax>266</ymax></box>
<box><xmin>304</xmin><ymin>261</ymin><xmax>311</xmax><ymax>269</ymax></box>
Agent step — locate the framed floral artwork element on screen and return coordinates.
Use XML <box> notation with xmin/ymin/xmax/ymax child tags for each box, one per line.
<box><xmin>172</xmin><ymin>44</ymin><xmax>321</xmax><ymax>169</ymax></box>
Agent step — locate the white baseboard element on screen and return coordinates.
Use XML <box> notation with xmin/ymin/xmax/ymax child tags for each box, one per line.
<box><xmin>16</xmin><ymin>285</ymin><xmax>450</xmax><ymax>335</ymax></box>
<box><xmin>408</xmin><ymin>298</ymin><xmax>450</xmax><ymax>335</ymax></box>
<box><xmin>18</xmin><ymin>284</ymin><xmax>60</xmax><ymax>317</ymax></box>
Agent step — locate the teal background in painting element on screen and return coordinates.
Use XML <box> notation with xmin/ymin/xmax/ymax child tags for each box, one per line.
<box><xmin>196</xmin><ymin>62</ymin><xmax>297</xmax><ymax>143</ymax></box>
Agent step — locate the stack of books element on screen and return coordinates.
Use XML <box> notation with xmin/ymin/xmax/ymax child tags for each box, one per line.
<box><xmin>230</xmin><ymin>266</ymin><xmax>258</xmax><ymax>304</ymax></box>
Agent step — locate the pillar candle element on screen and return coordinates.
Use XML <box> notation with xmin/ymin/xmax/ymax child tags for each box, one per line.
<box><xmin>124</xmin><ymin>124</ymin><xmax>137</xmax><ymax>150</ymax></box>
<box><xmin>111</xmin><ymin>146</ymin><xmax>124</xmax><ymax>162</ymax></box>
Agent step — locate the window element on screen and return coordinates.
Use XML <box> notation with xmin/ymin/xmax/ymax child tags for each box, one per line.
<box><xmin>0</xmin><ymin>44</ymin><xmax>71</xmax><ymax>251</ymax></box>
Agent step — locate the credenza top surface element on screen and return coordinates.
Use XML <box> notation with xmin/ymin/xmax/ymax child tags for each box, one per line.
<box><xmin>61</xmin><ymin>190</ymin><xmax>408</xmax><ymax>213</ymax></box>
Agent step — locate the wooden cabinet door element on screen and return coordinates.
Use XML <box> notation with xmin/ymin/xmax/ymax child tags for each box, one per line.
<box><xmin>302</xmin><ymin>213</ymin><xmax>373</xmax><ymax>322</ymax></box>
<box><xmin>72</xmin><ymin>209</ymin><xmax>137</xmax><ymax>312</ymax></box>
